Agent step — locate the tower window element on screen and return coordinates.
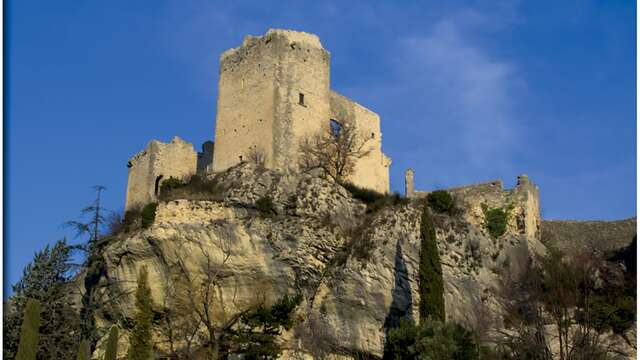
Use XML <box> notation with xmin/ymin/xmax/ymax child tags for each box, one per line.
<box><xmin>330</xmin><ymin>119</ymin><xmax>343</xmax><ymax>138</ymax></box>
<box><xmin>299</xmin><ymin>93</ymin><xmax>305</xmax><ymax>106</ymax></box>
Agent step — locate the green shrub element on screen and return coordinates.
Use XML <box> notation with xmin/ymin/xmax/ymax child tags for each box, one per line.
<box><xmin>256</xmin><ymin>196</ymin><xmax>274</xmax><ymax>216</ymax></box>
<box><xmin>384</xmin><ymin>318</ymin><xmax>419</xmax><ymax>360</ymax></box>
<box><xmin>384</xmin><ymin>319</ymin><xmax>478</xmax><ymax>360</ymax></box>
<box><xmin>122</xmin><ymin>208</ymin><xmax>141</xmax><ymax>232</ymax></box>
<box><xmin>427</xmin><ymin>190</ymin><xmax>454</xmax><ymax>213</ymax></box>
<box><xmin>482</xmin><ymin>204</ymin><xmax>512</xmax><ymax>238</ymax></box>
<box><xmin>16</xmin><ymin>298</ymin><xmax>41</xmax><ymax>360</ymax></box>
<box><xmin>419</xmin><ymin>204</ymin><xmax>445</xmax><ymax>322</ymax></box>
<box><xmin>160</xmin><ymin>177</ymin><xmax>185</xmax><ymax>192</ymax></box>
<box><xmin>342</xmin><ymin>182</ymin><xmax>385</xmax><ymax>204</ymax></box>
<box><xmin>140</xmin><ymin>203</ymin><xmax>157</xmax><ymax>229</ymax></box>
<box><xmin>342</xmin><ymin>182</ymin><xmax>408</xmax><ymax>213</ymax></box>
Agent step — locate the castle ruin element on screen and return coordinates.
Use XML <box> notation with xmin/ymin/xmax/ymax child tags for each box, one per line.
<box><xmin>125</xmin><ymin>29</ymin><xmax>391</xmax><ymax>211</ymax></box>
<box><xmin>212</xmin><ymin>29</ymin><xmax>391</xmax><ymax>191</ymax></box>
<box><xmin>405</xmin><ymin>169</ymin><xmax>542</xmax><ymax>243</ymax></box>
<box><xmin>124</xmin><ymin>28</ymin><xmax>540</xmax><ymax>238</ymax></box>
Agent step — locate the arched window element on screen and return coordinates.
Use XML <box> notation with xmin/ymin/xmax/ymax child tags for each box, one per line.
<box><xmin>155</xmin><ymin>175</ymin><xmax>164</xmax><ymax>196</ymax></box>
<box><xmin>330</xmin><ymin>119</ymin><xmax>342</xmax><ymax>138</ymax></box>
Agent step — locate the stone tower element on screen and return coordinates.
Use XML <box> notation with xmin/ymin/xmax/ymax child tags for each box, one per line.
<box><xmin>212</xmin><ymin>29</ymin><xmax>391</xmax><ymax>193</ymax></box>
<box><xmin>405</xmin><ymin>168</ymin><xmax>414</xmax><ymax>198</ymax></box>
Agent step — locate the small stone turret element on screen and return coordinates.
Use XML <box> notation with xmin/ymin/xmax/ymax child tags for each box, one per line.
<box><xmin>405</xmin><ymin>168</ymin><xmax>414</xmax><ymax>198</ymax></box>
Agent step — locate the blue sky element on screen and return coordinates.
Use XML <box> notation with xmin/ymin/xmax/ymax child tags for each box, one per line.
<box><xmin>6</xmin><ymin>1</ymin><xmax>636</xmax><ymax>291</ymax></box>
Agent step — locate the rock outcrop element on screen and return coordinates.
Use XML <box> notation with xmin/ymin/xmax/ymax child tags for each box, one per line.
<box><xmin>83</xmin><ymin>163</ymin><xmax>629</xmax><ymax>358</ymax></box>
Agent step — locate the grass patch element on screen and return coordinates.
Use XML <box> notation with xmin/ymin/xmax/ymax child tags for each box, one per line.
<box><xmin>159</xmin><ymin>175</ymin><xmax>225</xmax><ymax>202</ymax></box>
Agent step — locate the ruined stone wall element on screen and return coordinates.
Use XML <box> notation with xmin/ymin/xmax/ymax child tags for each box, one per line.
<box><xmin>405</xmin><ymin>170</ymin><xmax>543</xmax><ymax>254</ymax></box>
<box><xmin>197</xmin><ymin>141</ymin><xmax>214</xmax><ymax>174</ymax></box>
<box><xmin>125</xmin><ymin>137</ymin><xmax>197</xmax><ymax>211</ymax></box>
<box><xmin>330</xmin><ymin>91</ymin><xmax>390</xmax><ymax>193</ymax></box>
<box><xmin>447</xmin><ymin>175</ymin><xmax>543</xmax><ymax>254</ymax></box>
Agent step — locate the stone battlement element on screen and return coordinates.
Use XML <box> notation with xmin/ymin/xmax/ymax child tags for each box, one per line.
<box><xmin>220</xmin><ymin>29</ymin><xmax>326</xmax><ymax>65</ymax></box>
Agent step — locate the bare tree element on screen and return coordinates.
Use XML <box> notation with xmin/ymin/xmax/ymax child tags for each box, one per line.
<box><xmin>162</xmin><ymin>234</ymin><xmax>262</xmax><ymax>359</ymax></box>
<box><xmin>298</xmin><ymin>119</ymin><xmax>371</xmax><ymax>184</ymax></box>
<box><xmin>247</xmin><ymin>146</ymin><xmax>266</xmax><ymax>167</ymax></box>
<box><xmin>497</xmin><ymin>258</ymin><xmax>553</xmax><ymax>360</ymax></box>
<box><xmin>157</xmin><ymin>267</ymin><xmax>205</xmax><ymax>359</ymax></box>
<box><xmin>496</xmin><ymin>249</ymin><xmax>631</xmax><ymax>360</ymax></box>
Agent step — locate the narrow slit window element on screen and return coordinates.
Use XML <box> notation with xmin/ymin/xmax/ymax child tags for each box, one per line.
<box><xmin>299</xmin><ymin>93</ymin><xmax>305</xmax><ymax>106</ymax></box>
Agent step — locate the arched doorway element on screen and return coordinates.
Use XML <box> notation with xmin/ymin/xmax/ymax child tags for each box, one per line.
<box><xmin>154</xmin><ymin>175</ymin><xmax>164</xmax><ymax>196</ymax></box>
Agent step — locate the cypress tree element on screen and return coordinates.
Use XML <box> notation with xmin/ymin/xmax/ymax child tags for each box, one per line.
<box><xmin>418</xmin><ymin>202</ymin><xmax>445</xmax><ymax>322</ymax></box>
<box><xmin>104</xmin><ymin>326</ymin><xmax>119</xmax><ymax>360</ymax></box>
<box><xmin>15</xmin><ymin>298</ymin><xmax>41</xmax><ymax>360</ymax></box>
<box><xmin>127</xmin><ymin>266</ymin><xmax>154</xmax><ymax>360</ymax></box>
<box><xmin>75</xmin><ymin>340</ymin><xmax>90</xmax><ymax>360</ymax></box>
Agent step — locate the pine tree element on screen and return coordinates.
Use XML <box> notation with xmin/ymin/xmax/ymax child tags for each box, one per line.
<box><xmin>231</xmin><ymin>294</ymin><xmax>302</xmax><ymax>358</ymax></box>
<box><xmin>76</xmin><ymin>340</ymin><xmax>90</xmax><ymax>360</ymax></box>
<box><xmin>4</xmin><ymin>240</ymin><xmax>81</xmax><ymax>359</ymax></box>
<box><xmin>128</xmin><ymin>266</ymin><xmax>154</xmax><ymax>360</ymax></box>
<box><xmin>418</xmin><ymin>202</ymin><xmax>445</xmax><ymax>322</ymax></box>
<box><xmin>104</xmin><ymin>326</ymin><xmax>119</xmax><ymax>360</ymax></box>
<box><xmin>64</xmin><ymin>185</ymin><xmax>110</xmax><ymax>345</ymax></box>
<box><xmin>64</xmin><ymin>185</ymin><xmax>107</xmax><ymax>249</ymax></box>
<box><xmin>15</xmin><ymin>298</ymin><xmax>41</xmax><ymax>360</ymax></box>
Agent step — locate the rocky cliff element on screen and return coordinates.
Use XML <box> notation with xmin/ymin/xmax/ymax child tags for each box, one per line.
<box><xmin>82</xmin><ymin>163</ymin><xmax>628</xmax><ymax>358</ymax></box>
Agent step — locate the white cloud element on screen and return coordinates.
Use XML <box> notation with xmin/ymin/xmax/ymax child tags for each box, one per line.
<box><xmin>400</xmin><ymin>19</ymin><xmax>519</xmax><ymax>167</ymax></box>
<box><xmin>340</xmin><ymin>11</ymin><xmax>525</xmax><ymax>188</ymax></box>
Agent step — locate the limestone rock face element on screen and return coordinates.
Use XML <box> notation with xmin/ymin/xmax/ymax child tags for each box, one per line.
<box><xmin>88</xmin><ymin>164</ymin><xmax>553</xmax><ymax>358</ymax></box>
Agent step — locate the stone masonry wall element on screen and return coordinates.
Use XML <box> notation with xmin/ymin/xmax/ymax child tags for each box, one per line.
<box><xmin>405</xmin><ymin>170</ymin><xmax>544</xmax><ymax>256</ymax></box>
<box><xmin>211</xmin><ymin>29</ymin><xmax>390</xmax><ymax>193</ymax></box>
<box><xmin>273</xmin><ymin>30</ymin><xmax>331</xmax><ymax>172</ymax></box>
<box><xmin>125</xmin><ymin>137</ymin><xmax>197</xmax><ymax>211</ymax></box>
<box><xmin>448</xmin><ymin>175</ymin><xmax>542</xmax><ymax>246</ymax></box>
<box><xmin>213</xmin><ymin>32</ymin><xmax>279</xmax><ymax>171</ymax></box>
